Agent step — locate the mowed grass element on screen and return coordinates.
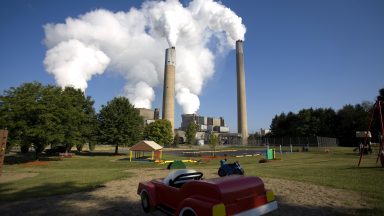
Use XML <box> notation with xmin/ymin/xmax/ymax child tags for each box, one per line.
<box><xmin>0</xmin><ymin>151</ymin><xmax>156</xmax><ymax>201</ymax></box>
<box><xmin>186</xmin><ymin>147</ymin><xmax>384</xmax><ymax>214</ymax></box>
<box><xmin>1</xmin><ymin>146</ymin><xmax>383</xmax><ymax>214</ymax></box>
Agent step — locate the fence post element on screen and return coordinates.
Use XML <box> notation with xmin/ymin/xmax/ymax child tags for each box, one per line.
<box><xmin>279</xmin><ymin>145</ymin><xmax>282</xmax><ymax>154</ymax></box>
<box><xmin>316</xmin><ymin>136</ymin><xmax>319</xmax><ymax>147</ymax></box>
<box><xmin>290</xmin><ymin>144</ymin><xmax>293</xmax><ymax>153</ymax></box>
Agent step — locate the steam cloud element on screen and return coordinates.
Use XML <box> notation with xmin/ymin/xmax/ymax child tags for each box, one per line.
<box><xmin>43</xmin><ymin>0</ymin><xmax>246</xmax><ymax>114</ymax></box>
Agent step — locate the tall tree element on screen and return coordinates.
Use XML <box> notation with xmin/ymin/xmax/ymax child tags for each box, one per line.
<box><xmin>143</xmin><ymin>119</ymin><xmax>173</xmax><ymax>147</ymax></box>
<box><xmin>336</xmin><ymin>104</ymin><xmax>370</xmax><ymax>146</ymax></box>
<box><xmin>97</xmin><ymin>97</ymin><xmax>143</xmax><ymax>154</ymax></box>
<box><xmin>0</xmin><ymin>82</ymin><xmax>45</xmax><ymax>154</ymax></box>
<box><xmin>173</xmin><ymin>133</ymin><xmax>180</xmax><ymax>147</ymax></box>
<box><xmin>0</xmin><ymin>83</ymin><xmax>98</xmax><ymax>158</ymax></box>
<box><xmin>208</xmin><ymin>133</ymin><xmax>219</xmax><ymax>156</ymax></box>
<box><xmin>59</xmin><ymin>87</ymin><xmax>97</xmax><ymax>151</ymax></box>
<box><xmin>185</xmin><ymin>122</ymin><xmax>198</xmax><ymax>147</ymax></box>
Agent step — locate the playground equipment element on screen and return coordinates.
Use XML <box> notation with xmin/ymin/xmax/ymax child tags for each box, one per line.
<box><xmin>358</xmin><ymin>98</ymin><xmax>384</xmax><ymax>167</ymax></box>
<box><xmin>167</xmin><ymin>160</ymin><xmax>186</xmax><ymax>169</ymax></box>
<box><xmin>138</xmin><ymin>169</ymin><xmax>278</xmax><ymax>215</ymax></box>
<box><xmin>218</xmin><ymin>159</ymin><xmax>244</xmax><ymax>177</ymax></box>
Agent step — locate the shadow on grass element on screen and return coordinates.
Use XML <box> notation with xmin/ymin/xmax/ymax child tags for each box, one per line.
<box><xmin>73</xmin><ymin>151</ymin><xmax>127</xmax><ymax>157</ymax></box>
<box><xmin>4</xmin><ymin>152</ymin><xmax>37</xmax><ymax>165</ymax></box>
<box><xmin>0</xmin><ymin>181</ymin><xmax>96</xmax><ymax>202</ymax></box>
<box><xmin>0</xmin><ymin>182</ymin><xmax>161</xmax><ymax>216</ymax></box>
<box><xmin>4</xmin><ymin>152</ymin><xmax>62</xmax><ymax>165</ymax></box>
<box><xmin>0</xmin><ymin>191</ymin><xmax>378</xmax><ymax>216</ymax></box>
<box><xmin>268</xmin><ymin>202</ymin><xmax>380</xmax><ymax>216</ymax></box>
<box><xmin>344</xmin><ymin>166</ymin><xmax>384</xmax><ymax>170</ymax></box>
<box><xmin>74</xmin><ymin>151</ymin><xmax>118</xmax><ymax>157</ymax></box>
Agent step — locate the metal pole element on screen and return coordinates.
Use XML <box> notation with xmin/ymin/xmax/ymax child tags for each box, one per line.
<box><xmin>375</xmin><ymin>101</ymin><xmax>384</xmax><ymax>164</ymax></box>
<box><xmin>358</xmin><ymin>101</ymin><xmax>377</xmax><ymax>167</ymax></box>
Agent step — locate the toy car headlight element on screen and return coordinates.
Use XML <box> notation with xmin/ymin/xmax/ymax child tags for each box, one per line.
<box><xmin>212</xmin><ymin>203</ymin><xmax>226</xmax><ymax>216</ymax></box>
<box><xmin>266</xmin><ymin>190</ymin><xmax>275</xmax><ymax>202</ymax></box>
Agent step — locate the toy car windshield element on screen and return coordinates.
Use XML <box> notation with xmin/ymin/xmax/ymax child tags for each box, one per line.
<box><xmin>163</xmin><ymin>169</ymin><xmax>203</xmax><ymax>187</ymax></box>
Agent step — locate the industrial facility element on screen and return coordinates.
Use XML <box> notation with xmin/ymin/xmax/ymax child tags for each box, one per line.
<box><xmin>178</xmin><ymin>114</ymin><xmax>243</xmax><ymax>145</ymax></box>
<box><xmin>180</xmin><ymin>114</ymin><xmax>229</xmax><ymax>133</ymax></box>
<box><xmin>150</xmin><ymin>39</ymin><xmax>249</xmax><ymax>145</ymax></box>
<box><xmin>136</xmin><ymin>108</ymin><xmax>160</xmax><ymax>126</ymax></box>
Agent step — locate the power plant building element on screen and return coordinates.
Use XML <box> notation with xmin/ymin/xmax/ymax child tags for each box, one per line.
<box><xmin>137</xmin><ymin>108</ymin><xmax>160</xmax><ymax>126</ymax></box>
<box><xmin>180</xmin><ymin>114</ymin><xmax>229</xmax><ymax>133</ymax></box>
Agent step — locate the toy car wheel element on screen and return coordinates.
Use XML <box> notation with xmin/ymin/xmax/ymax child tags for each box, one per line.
<box><xmin>234</xmin><ymin>168</ymin><xmax>244</xmax><ymax>175</ymax></box>
<box><xmin>218</xmin><ymin>168</ymin><xmax>226</xmax><ymax>177</ymax></box>
<box><xmin>179</xmin><ymin>208</ymin><xmax>197</xmax><ymax>216</ymax></box>
<box><xmin>140</xmin><ymin>190</ymin><xmax>152</xmax><ymax>213</ymax></box>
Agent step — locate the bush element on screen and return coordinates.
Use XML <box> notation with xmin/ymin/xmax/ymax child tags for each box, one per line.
<box><xmin>259</xmin><ymin>158</ymin><xmax>268</xmax><ymax>163</ymax></box>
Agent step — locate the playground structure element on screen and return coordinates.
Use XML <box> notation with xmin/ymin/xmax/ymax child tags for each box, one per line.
<box><xmin>358</xmin><ymin>99</ymin><xmax>384</xmax><ymax>167</ymax></box>
<box><xmin>129</xmin><ymin>140</ymin><xmax>163</xmax><ymax>162</ymax></box>
<box><xmin>356</xmin><ymin>131</ymin><xmax>372</xmax><ymax>154</ymax></box>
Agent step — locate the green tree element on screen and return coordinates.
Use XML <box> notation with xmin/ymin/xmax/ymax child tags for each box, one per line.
<box><xmin>97</xmin><ymin>97</ymin><xmax>143</xmax><ymax>154</ymax></box>
<box><xmin>59</xmin><ymin>87</ymin><xmax>97</xmax><ymax>151</ymax></box>
<box><xmin>0</xmin><ymin>82</ymin><xmax>56</xmax><ymax>157</ymax></box>
<box><xmin>185</xmin><ymin>122</ymin><xmax>198</xmax><ymax>147</ymax></box>
<box><xmin>378</xmin><ymin>88</ymin><xmax>384</xmax><ymax>101</ymax></box>
<box><xmin>144</xmin><ymin>119</ymin><xmax>173</xmax><ymax>147</ymax></box>
<box><xmin>336</xmin><ymin>104</ymin><xmax>370</xmax><ymax>146</ymax></box>
<box><xmin>0</xmin><ymin>83</ymin><xmax>98</xmax><ymax>158</ymax></box>
<box><xmin>209</xmin><ymin>133</ymin><xmax>219</xmax><ymax>156</ymax></box>
<box><xmin>173</xmin><ymin>133</ymin><xmax>180</xmax><ymax>147</ymax></box>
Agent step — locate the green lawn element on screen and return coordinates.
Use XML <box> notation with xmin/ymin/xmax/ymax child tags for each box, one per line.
<box><xmin>1</xmin><ymin>147</ymin><xmax>383</xmax><ymax>214</ymax></box>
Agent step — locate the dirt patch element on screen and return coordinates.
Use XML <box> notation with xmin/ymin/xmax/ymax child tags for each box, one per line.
<box><xmin>0</xmin><ymin>168</ymin><xmax>373</xmax><ymax>215</ymax></box>
<box><xmin>0</xmin><ymin>172</ymin><xmax>39</xmax><ymax>183</ymax></box>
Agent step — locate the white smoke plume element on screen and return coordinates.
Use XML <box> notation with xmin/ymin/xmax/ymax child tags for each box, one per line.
<box><xmin>43</xmin><ymin>0</ymin><xmax>246</xmax><ymax>113</ymax></box>
<box><xmin>43</xmin><ymin>40</ymin><xmax>110</xmax><ymax>91</ymax></box>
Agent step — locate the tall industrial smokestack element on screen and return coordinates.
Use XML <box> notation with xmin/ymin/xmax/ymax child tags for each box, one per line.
<box><xmin>162</xmin><ymin>47</ymin><xmax>176</xmax><ymax>133</ymax></box>
<box><xmin>236</xmin><ymin>40</ymin><xmax>248</xmax><ymax>144</ymax></box>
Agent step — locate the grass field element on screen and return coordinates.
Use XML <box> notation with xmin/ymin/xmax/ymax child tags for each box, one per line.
<box><xmin>1</xmin><ymin>146</ymin><xmax>383</xmax><ymax>214</ymax></box>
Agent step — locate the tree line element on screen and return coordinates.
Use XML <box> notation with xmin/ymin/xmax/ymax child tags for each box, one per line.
<box><xmin>2</xmin><ymin>82</ymin><xmax>382</xmax><ymax>154</ymax></box>
<box><xmin>259</xmin><ymin>88</ymin><xmax>384</xmax><ymax>146</ymax></box>
<box><xmin>0</xmin><ymin>82</ymin><xmax>178</xmax><ymax>158</ymax></box>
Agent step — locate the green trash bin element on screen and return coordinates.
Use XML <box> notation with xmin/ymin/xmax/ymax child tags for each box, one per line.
<box><xmin>266</xmin><ymin>149</ymin><xmax>274</xmax><ymax>160</ymax></box>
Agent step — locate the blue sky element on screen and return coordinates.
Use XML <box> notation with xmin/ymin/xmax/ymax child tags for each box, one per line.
<box><xmin>1</xmin><ymin>0</ymin><xmax>383</xmax><ymax>134</ymax></box>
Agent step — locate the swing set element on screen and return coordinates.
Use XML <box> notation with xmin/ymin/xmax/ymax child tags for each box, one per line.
<box><xmin>357</xmin><ymin>99</ymin><xmax>384</xmax><ymax>167</ymax></box>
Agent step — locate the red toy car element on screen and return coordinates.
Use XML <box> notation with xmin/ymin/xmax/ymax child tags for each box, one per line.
<box><xmin>137</xmin><ymin>169</ymin><xmax>278</xmax><ymax>216</ymax></box>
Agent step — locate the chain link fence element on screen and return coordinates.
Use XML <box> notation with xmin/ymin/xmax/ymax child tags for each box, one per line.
<box><xmin>248</xmin><ymin>136</ymin><xmax>338</xmax><ymax>148</ymax></box>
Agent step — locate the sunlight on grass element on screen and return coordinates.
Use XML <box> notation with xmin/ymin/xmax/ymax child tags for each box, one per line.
<box><xmin>1</xmin><ymin>147</ymin><xmax>383</xmax><ymax>215</ymax></box>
